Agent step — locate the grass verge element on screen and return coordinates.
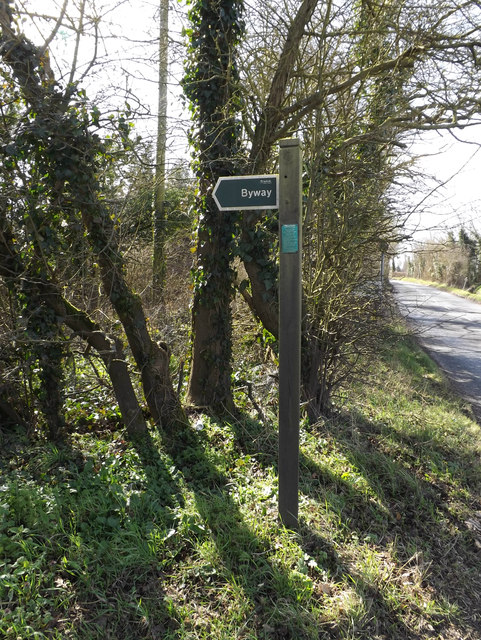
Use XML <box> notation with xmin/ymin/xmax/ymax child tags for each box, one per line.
<box><xmin>391</xmin><ymin>276</ymin><xmax>481</xmax><ymax>303</ymax></box>
<box><xmin>1</xmin><ymin>325</ymin><xmax>480</xmax><ymax>639</ymax></box>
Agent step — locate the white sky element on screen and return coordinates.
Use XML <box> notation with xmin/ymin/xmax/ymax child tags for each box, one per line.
<box><xmin>23</xmin><ymin>0</ymin><xmax>189</xmax><ymax>166</ymax></box>
<box><xmin>406</xmin><ymin>128</ymin><xmax>481</xmax><ymax>243</ymax></box>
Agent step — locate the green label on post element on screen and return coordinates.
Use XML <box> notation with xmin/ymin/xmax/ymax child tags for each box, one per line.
<box><xmin>281</xmin><ymin>224</ymin><xmax>299</xmax><ymax>253</ymax></box>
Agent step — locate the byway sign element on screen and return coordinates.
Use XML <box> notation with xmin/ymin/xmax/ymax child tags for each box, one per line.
<box><xmin>213</xmin><ymin>174</ymin><xmax>278</xmax><ymax>211</ymax></box>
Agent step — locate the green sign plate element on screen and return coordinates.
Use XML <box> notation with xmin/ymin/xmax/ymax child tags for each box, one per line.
<box><xmin>281</xmin><ymin>224</ymin><xmax>299</xmax><ymax>253</ymax></box>
<box><xmin>213</xmin><ymin>175</ymin><xmax>278</xmax><ymax>211</ymax></box>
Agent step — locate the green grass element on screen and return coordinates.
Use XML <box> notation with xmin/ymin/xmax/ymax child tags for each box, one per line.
<box><xmin>1</xmin><ymin>327</ymin><xmax>480</xmax><ymax>639</ymax></box>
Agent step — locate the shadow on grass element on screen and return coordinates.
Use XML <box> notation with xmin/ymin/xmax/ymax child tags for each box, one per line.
<box><xmin>159</xmin><ymin>418</ymin><xmax>337</xmax><ymax>639</ymax></box>
<box><xmin>222</xmin><ymin>410</ymin><xmax>481</xmax><ymax>638</ymax></box>
<box><xmin>321</xmin><ymin>411</ymin><xmax>481</xmax><ymax>638</ymax></box>
<box><xmin>0</xmin><ymin>427</ymin><xmax>185</xmax><ymax>640</ymax></box>
<box><xmin>2</xmin><ymin>396</ymin><xmax>479</xmax><ymax>639</ymax></box>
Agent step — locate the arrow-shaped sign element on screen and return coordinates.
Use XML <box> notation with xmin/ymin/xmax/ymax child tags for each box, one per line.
<box><xmin>213</xmin><ymin>174</ymin><xmax>278</xmax><ymax>211</ymax></box>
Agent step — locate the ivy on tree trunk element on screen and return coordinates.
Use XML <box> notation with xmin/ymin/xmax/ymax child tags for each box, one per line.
<box><xmin>0</xmin><ymin>0</ymin><xmax>184</xmax><ymax>432</ymax></box>
<box><xmin>183</xmin><ymin>0</ymin><xmax>245</xmax><ymax>411</ymax></box>
<box><xmin>0</xmin><ymin>216</ymin><xmax>149</xmax><ymax>437</ymax></box>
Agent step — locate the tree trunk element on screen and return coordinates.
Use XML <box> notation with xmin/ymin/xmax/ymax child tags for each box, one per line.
<box><xmin>80</xmin><ymin>206</ymin><xmax>184</xmax><ymax>428</ymax></box>
<box><xmin>152</xmin><ymin>0</ymin><xmax>169</xmax><ymax>301</ymax></box>
<box><xmin>0</xmin><ymin>217</ymin><xmax>149</xmax><ymax>438</ymax></box>
<box><xmin>239</xmin><ymin>212</ymin><xmax>279</xmax><ymax>339</ymax></box>
<box><xmin>183</xmin><ymin>0</ymin><xmax>245</xmax><ymax>411</ymax></box>
<box><xmin>300</xmin><ymin>332</ymin><xmax>330</xmax><ymax>424</ymax></box>
<box><xmin>58</xmin><ymin>296</ymin><xmax>149</xmax><ymax>438</ymax></box>
<box><xmin>0</xmin><ymin>8</ymin><xmax>184</xmax><ymax>431</ymax></box>
<box><xmin>187</xmin><ymin>204</ymin><xmax>235</xmax><ymax>411</ymax></box>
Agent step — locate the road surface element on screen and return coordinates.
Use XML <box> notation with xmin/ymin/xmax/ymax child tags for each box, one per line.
<box><xmin>391</xmin><ymin>279</ymin><xmax>481</xmax><ymax>420</ymax></box>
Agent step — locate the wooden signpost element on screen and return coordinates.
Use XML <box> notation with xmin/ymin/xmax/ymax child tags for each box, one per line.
<box><xmin>214</xmin><ymin>138</ymin><xmax>302</xmax><ymax>529</ymax></box>
<box><xmin>278</xmin><ymin>138</ymin><xmax>302</xmax><ymax>529</ymax></box>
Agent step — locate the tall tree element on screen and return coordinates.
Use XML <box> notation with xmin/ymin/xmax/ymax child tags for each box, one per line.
<box><xmin>152</xmin><ymin>0</ymin><xmax>169</xmax><ymax>300</ymax></box>
<box><xmin>237</xmin><ymin>0</ymin><xmax>320</xmax><ymax>338</ymax></box>
<box><xmin>183</xmin><ymin>0</ymin><xmax>245</xmax><ymax>411</ymax></box>
<box><xmin>296</xmin><ymin>0</ymin><xmax>415</xmax><ymax>418</ymax></box>
<box><xmin>0</xmin><ymin>0</ymin><xmax>184</xmax><ymax>433</ymax></box>
<box><xmin>237</xmin><ymin>0</ymin><xmax>481</xmax><ymax>326</ymax></box>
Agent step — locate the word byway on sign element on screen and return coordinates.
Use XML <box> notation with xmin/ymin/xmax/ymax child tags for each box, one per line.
<box><xmin>241</xmin><ymin>187</ymin><xmax>273</xmax><ymax>199</ymax></box>
<box><xmin>213</xmin><ymin>175</ymin><xmax>279</xmax><ymax>211</ymax></box>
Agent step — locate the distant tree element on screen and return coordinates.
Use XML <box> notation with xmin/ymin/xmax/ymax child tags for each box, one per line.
<box><xmin>411</xmin><ymin>226</ymin><xmax>481</xmax><ymax>290</ymax></box>
<box><xmin>458</xmin><ymin>228</ymin><xmax>478</xmax><ymax>287</ymax></box>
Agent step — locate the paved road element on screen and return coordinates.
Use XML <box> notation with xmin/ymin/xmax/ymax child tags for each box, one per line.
<box><xmin>391</xmin><ymin>279</ymin><xmax>481</xmax><ymax>420</ymax></box>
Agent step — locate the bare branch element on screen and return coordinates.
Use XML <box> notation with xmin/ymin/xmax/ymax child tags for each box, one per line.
<box><xmin>39</xmin><ymin>0</ymin><xmax>68</xmax><ymax>56</ymax></box>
